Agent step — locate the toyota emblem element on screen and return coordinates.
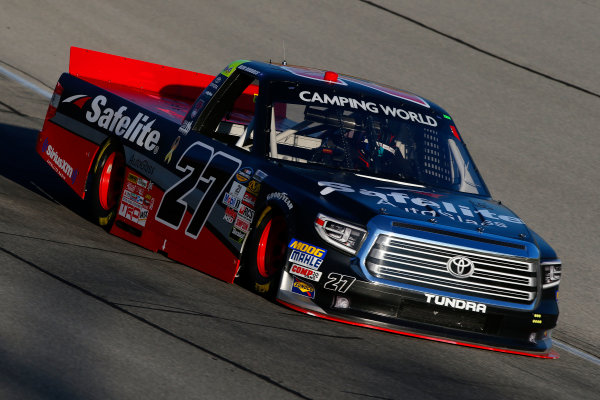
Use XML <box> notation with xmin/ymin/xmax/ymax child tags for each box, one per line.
<box><xmin>446</xmin><ymin>256</ymin><xmax>475</xmax><ymax>278</ymax></box>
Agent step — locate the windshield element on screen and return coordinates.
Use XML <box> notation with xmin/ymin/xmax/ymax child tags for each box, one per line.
<box><xmin>266</xmin><ymin>82</ymin><xmax>489</xmax><ymax>196</ymax></box>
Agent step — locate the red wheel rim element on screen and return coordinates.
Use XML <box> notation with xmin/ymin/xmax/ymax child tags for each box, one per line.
<box><xmin>98</xmin><ymin>152</ymin><xmax>124</xmax><ymax>210</ymax></box>
<box><xmin>256</xmin><ymin>217</ymin><xmax>287</xmax><ymax>278</ymax></box>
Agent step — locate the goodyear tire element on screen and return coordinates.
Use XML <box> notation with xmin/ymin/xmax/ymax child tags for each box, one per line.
<box><xmin>88</xmin><ymin>141</ymin><xmax>125</xmax><ymax>229</ymax></box>
<box><xmin>243</xmin><ymin>208</ymin><xmax>289</xmax><ymax>297</ymax></box>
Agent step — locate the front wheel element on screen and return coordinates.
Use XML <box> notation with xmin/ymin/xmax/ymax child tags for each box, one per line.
<box><xmin>243</xmin><ymin>209</ymin><xmax>289</xmax><ymax>297</ymax></box>
<box><xmin>88</xmin><ymin>141</ymin><xmax>125</xmax><ymax>228</ymax></box>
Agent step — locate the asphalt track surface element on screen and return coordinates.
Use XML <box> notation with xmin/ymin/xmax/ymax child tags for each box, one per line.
<box><xmin>1</xmin><ymin>1</ymin><xmax>599</xmax><ymax>398</ymax></box>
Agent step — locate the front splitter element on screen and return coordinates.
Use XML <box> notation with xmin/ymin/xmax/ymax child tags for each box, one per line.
<box><xmin>276</xmin><ymin>298</ymin><xmax>559</xmax><ymax>359</ymax></box>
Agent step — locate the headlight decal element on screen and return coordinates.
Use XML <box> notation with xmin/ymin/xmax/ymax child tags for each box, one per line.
<box><xmin>541</xmin><ymin>260</ymin><xmax>561</xmax><ymax>289</ymax></box>
<box><xmin>314</xmin><ymin>213</ymin><xmax>367</xmax><ymax>255</ymax></box>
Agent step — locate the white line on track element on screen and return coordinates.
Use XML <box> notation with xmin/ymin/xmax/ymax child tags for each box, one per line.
<box><xmin>554</xmin><ymin>340</ymin><xmax>600</xmax><ymax>366</ymax></box>
<box><xmin>3</xmin><ymin>57</ymin><xmax>600</xmax><ymax>367</ymax></box>
<box><xmin>0</xmin><ymin>64</ymin><xmax>52</xmax><ymax>99</ymax></box>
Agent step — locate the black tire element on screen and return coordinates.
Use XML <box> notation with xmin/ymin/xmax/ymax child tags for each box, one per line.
<box><xmin>88</xmin><ymin>141</ymin><xmax>125</xmax><ymax>229</ymax></box>
<box><xmin>243</xmin><ymin>208</ymin><xmax>289</xmax><ymax>297</ymax></box>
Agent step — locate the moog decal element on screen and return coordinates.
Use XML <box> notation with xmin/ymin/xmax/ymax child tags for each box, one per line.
<box><xmin>288</xmin><ymin>239</ymin><xmax>327</xmax><ymax>269</ymax></box>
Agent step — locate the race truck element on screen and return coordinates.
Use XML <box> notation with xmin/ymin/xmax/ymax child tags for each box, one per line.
<box><xmin>36</xmin><ymin>47</ymin><xmax>561</xmax><ymax>357</ymax></box>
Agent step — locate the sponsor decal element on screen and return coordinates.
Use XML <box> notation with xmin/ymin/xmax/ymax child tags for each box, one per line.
<box><xmin>254</xmin><ymin>169</ymin><xmax>268</xmax><ymax>182</ymax></box>
<box><xmin>266</xmin><ymin>192</ymin><xmax>293</xmax><ymax>210</ymax></box>
<box><xmin>222</xmin><ymin>192</ymin><xmax>241</xmax><ymax>210</ymax></box>
<box><xmin>424</xmin><ymin>294</ymin><xmax>486</xmax><ymax>313</ymax></box>
<box><xmin>246</xmin><ymin>179</ymin><xmax>261</xmax><ymax>196</ymax></box>
<box><xmin>190</xmin><ymin>99</ymin><xmax>204</xmax><ymax>118</ymax></box>
<box><xmin>119</xmin><ymin>189</ymin><xmax>149</xmax><ymax>227</ymax></box>
<box><xmin>230</xmin><ymin>227</ymin><xmax>247</xmax><ymax>243</ymax></box>
<box><xmin>122</xmin><ymin>189</ymin><xmax>144</xmax><ymax>206</ymax></box>
<box><xmin>282</xmin><ymin>67</ymin><xmax>429</xmax><ymax>108</ymax></box>
<box><xmin>78</xmin><ymin>95</ymin><xmax>161</xmax><ymax>153</ymax></box>
<box><xmin>288</xmin><ymin>239</ymin><xmax>327</xmax><ymax>270</ymax></box>
<box><xmin>223</xmin><ymin>207</ymin><xmax>237</xmax><ymax>224</ymax></box>
<box><xmin>237</xmin><ymin>204</ymin><xmax>255</xmax><ymax>220</ymax></box>
<box><xmin>242</xmin><ymin>191</ymin><xmax>256</xmax><ymax>207</ymax></box>
<box><xmin>235</xmin><ymin>166</ymin><xmax>253</xmax><ymax>183</ymax></box>
<box><xmin>291</xmin><ymin>277</ymin><xmax>315</xmax><ymax>299</ymax></box>
<box><xmin>127</xmin><ymin>173</ymin><xmax>148</xmax><ymax>189</ymax></box>
<box><xmin>43</xmin><ymin>139</ymin><xmax>79</xmax><ymax>184</ymax></box>
<box><xmin>164</xmin><ymin>136</ymin><xmax>181</xmax><ymax>164</ymax></box>
<box><xmin>229</xmin><ymin>181</ymin><xmax>246</xmax><ymax>200</ymax></box>
<box><xmin>317</xmin><ymin>182</ymin><xmax>520</xmax><ymax>228</ymax></box>
<box><xmin>128</xmin><ymin>152</ymin><xmax>155</xmax><ymax>177</ymax></box>
<box><xmin>119</xmin><ymin>203</ymin><xmax>149</xmax><ymax>227</ymax></box>
<box><xmin>324</xmin><ymin>273</ymin><xmax>356</xmax><ymax>293</ymax></box>
<box><xmin>289</xmin><ymin>264</ymin><xmax>322</xmax><ymax>282</ymax></box>
<box><xmin>178</xmin><ymin>120</ymin><xmax>192</xmax><ymax>135</ymax></box>
<box><xmin>237</xmin><ymin>64</ymin><xmax>260</xmax><ymax>76</ymax></box>
<box><xmin>298</xmin><ymin>91</ymin><xmax>436</xmax><ymax>127</ymax></box>
<box><xmin>221</xmin><ymin>60</ymin><xmax>250</xmax><ymax>78</ymax></box>
<box><xmin>233</xmin><ymin>214</ymin><xmax>251</xmax><ymax>233</ymax></box>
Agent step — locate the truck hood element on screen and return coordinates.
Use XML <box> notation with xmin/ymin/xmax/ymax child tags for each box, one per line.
<box><xmin>302</xmin><ymin>171</ymin><xmax>533</xmax><ymax>242</ymax></box>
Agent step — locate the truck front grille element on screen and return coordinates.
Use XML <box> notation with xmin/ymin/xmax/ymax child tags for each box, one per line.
<box><xmin>366</xmin><ymin>235</ymin><xmax>538</xmax><ymax>304</ymax></box>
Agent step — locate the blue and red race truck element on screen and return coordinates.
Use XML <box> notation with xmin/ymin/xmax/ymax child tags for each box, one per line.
<box><xmin>37</xmin><ymin>47</ymin><xmax>561</xmax><ymax>357</ymax></box>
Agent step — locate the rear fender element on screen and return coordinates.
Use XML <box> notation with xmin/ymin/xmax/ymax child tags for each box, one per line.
<box><xmin>36</xmin><ymin>120</ymin><xmax>100</xmax><ymax>199</ymax></box>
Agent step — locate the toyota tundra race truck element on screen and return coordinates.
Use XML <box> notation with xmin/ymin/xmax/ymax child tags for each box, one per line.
<box><xmin>36</xmin><ymin>47</ymin><xmax>562</xmax><ymax>357</ymax></box>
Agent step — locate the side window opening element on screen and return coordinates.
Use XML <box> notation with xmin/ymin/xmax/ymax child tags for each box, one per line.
<box><xmin>193</xmin><ymin>71</ymin><xmax>258</xmax><ymax>152</ymax></box>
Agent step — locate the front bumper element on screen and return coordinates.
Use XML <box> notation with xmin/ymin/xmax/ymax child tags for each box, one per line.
<box><xmin>276</xmin><ymin>269</ymin><xmax>559</xmax><ymax>358</ymax></box>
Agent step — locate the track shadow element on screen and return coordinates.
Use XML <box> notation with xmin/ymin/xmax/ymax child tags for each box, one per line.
<box><xmin>0</xmin><ymin>122</ymin><xmax>89</xmax><ymax>218</ymax></box>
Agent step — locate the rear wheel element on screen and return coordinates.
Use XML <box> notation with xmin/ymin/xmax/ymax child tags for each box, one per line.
<box><xmin>88</xmin><ymin>142</ymin><xmax>125</xmax><ymax>228</ymax></box>
<box><xmin>244</xmin><ymin>209</ymin><xmax>288</xmax><ymax>297</ymax></box>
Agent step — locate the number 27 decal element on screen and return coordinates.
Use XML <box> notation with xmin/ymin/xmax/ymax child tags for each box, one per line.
<box><xmin>155</xmin><ymin>142</ymin><xmax>241</xmax><ymax>239</ymax></box>
<box><xmin>324</xmin><ymin>273</ymin><xmax>356</xmax><ymax>293</ymax></box>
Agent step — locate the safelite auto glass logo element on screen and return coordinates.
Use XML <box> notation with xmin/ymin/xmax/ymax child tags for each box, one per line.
<box><xmin>62</xmin><ymin>94</ymin><xmax>161</xmax><ymax>153</ymax></box>
<box><xmin>42</xmin><ymin>138</ymin><xmax>78</xmax><ymax>184</ymax></box>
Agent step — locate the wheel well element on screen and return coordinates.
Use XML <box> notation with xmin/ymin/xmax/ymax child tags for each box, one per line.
<box><xmin>85</xmin><ymin>139</ymin><xmax>125</xmax><ymax>196</ymax></box>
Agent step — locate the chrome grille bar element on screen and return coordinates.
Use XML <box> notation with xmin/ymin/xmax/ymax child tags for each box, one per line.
<box><xmin>366</xmin><ymin>235</ymin><xmax>538</xmax><ymax>304</ymax></box>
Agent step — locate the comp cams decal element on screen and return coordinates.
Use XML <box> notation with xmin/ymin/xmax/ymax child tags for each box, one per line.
<box><xmin>289</xmin><ymin>264</ymin><xmax>322</xmax><ymax>282</ymax></box>
<box><xmin>288</xmin><ymin>239</ymin><xmax>327</xmax><ymax>269</ymax></box>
